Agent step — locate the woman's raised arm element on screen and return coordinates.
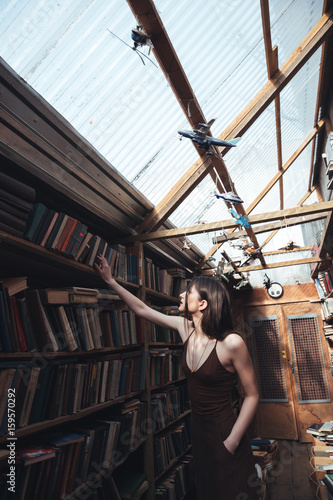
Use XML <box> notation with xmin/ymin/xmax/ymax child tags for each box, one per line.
<box><xmin>94</xmin><ymin>255</ymin><xmax>190</xmax><ymax>341</ymax></box>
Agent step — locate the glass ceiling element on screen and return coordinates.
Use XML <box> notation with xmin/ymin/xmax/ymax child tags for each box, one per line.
<box><xmin>0</xmin><ymin>0</ymin><xmax>324</xmax><ymax>276</ymax></box>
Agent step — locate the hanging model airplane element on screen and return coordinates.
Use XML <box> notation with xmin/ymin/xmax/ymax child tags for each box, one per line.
<box><xmin>178</xmin><ymin>119</ymin><xmax>241</xmax><ymax>155</ymax></box>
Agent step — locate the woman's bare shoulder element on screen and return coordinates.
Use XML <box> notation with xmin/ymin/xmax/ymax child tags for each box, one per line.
<box><xmin>220</xmin><ymin>332</ymin><xmax>246</xmax><ymax>351</ymax></box>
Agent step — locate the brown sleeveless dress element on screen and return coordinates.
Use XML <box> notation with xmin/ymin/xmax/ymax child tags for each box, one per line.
<box><xmin>182</xmin><ymin>334</ymin><xmax>259</xmax><ymax>500</ymax></box>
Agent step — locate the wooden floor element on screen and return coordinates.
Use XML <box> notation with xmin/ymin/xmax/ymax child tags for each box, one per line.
<box><xmin>267</xmin><ymin>440</ymin><xmax>315</xmax><ymax>500</ymax></box>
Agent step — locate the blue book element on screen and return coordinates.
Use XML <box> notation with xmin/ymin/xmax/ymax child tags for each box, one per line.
<box><xmin>0</xmin><ymin>290</ymin><xmax>12</xmax><ymax>352</ymax></box>
<box><xmin>109</xmin><ymin>310</ymin><xmax>121</xmax><ymax>347</ymax></box>
<box><xmin>24</xmin><ymin>203</ymin><xmax>48</xmax><ymax>242</ymax></box>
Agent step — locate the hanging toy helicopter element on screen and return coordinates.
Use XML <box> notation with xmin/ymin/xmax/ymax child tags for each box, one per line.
<box><xmin>107</xmin><ymin>25</ymin><xmax>157</xmax><ymax>67</ymax></box>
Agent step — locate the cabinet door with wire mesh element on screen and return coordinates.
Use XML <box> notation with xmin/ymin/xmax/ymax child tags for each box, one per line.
<box><xmin>286</xmin><ymin>310</ymin><xmax>333</xmax><ymax>442</ymax></box>
<box><xmin>247</xmin><ymin>308</ymin><xmax>298</xmax><ymax>440</ymax></box>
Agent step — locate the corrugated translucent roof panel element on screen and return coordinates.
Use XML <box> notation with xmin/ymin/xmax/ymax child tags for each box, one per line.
<box><xmin>270</xmin><ymin>0</ymin><xmax>324</xmax><ymax>67</ymax></box>
<box><xmin>0</xmin><ymin>0</ymin><xmax>325</xmax><ymax>270</ymax></box>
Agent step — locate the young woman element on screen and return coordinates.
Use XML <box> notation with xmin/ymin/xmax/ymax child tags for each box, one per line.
<box><xmin>95</xmin><ymin>255</ymin><xmax>260</xmax><ymax>500</ymax></box>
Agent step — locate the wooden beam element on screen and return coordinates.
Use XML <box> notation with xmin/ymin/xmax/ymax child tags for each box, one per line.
<box><xmin>218</xmin><ymin>11</ymin><xmax>333</xmax><ymax>144</ymax></box>
<box><xmin>113</xmin><ymin>201</ymin><xmax>333</xmax><ymax>244</ymax></box>
<box><xmin>128</xmin><ymin>5</ymin><xmax>333</xmax><ymax>236</ymax></box>
<box><xmin>126</xmin><ymin>0</ymin><xmax>264</xmax><ymax>260</ymax></box>
<box><xmin>126</xmin><ymin>0</ymin><xmax>234</xmax><ymax>224</ymax></box>
<box><xmin>245</xmin><ymin>120</ymin><xmax>325</xmax><ymax>215</ymax></box>
<box><xmin>214</xmin><ymin>211</ymin><xmax>329</xmax><ymax>243</ymax></box>
<box><xmin>201</xmin><ymin>257</ymin><xmax>323</xmax><ymax>275</ymax></box>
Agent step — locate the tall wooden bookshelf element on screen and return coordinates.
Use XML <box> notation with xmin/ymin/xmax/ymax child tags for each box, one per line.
<box><xmin>0</xmin><ymin>192</ymin><xmax>194</xmax><ymax>499</ymax></box>
<box><xmin>0</xmin><ymin>59</ymin><xmax>197</xmax><ymax>500</ymax></box>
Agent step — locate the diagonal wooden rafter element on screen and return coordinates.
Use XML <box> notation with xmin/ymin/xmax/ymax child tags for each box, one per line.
<box><xmin>260</xmin><ymin>0</ymin><xmax>284</xmax><ymax>209</ymax></box>
<box><xmin>125</xmin><ymin>6</ymin><xmax>333</xmax><ymax>240</ymax></box>
<box><xmin>126</xmin><ymin>0</ymin><xmax>264</xmax><ymax>263</ymax></box>
<box><xmin>114</xmin><ymin>200</ymin><xmax>333</xmax><ymax>244</ymax></box>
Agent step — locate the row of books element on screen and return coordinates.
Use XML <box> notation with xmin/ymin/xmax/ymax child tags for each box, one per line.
<box><xmin>151</xmin><ymin>384</ymin><xmax>190</xmax><ymax>433</ymax></box>
<box><xmin>153</xmin><ymin>418</ymin><xmax>191</xmax><ymax>478</ymax></box>
<box><xmin>155</xmin><ymin>454</ymin><xmax>194</xmax><ymax>499</ymax></box>
<box><xmin>0</xmin><ymin>281</ymin><xmax>143</xmax><ymax>353</ymax></box>
<box><xmin>0</xmin><ymin>401</ymin><xmax>147</xmax><ymax>500</ymax></box>
<box><xmin>0</xmin><ymin>353</ymin><xmax>147</xmax><ymax>435</ymax></box>
<box><xmin>144</xmin><ymin>258</ymin><xmax>188</xmax><ymax>297</ymax></box>
<box><xmin>149</xmin><ymin>305</ymin><xmax>181</xmax><ymax>343</ymax></box>
<box><xmin>23</xmin><ymin>201</ymin><xmax>138</xmax><ymax>283</ymax></box>
<box><xmin>149</xmin><ymin>348</ymin><xmax>184</xmax><ymax>387</ymax></box>
<box><xmin>0</xmin><ymin>171</ymin><xmax>36</xmax><ymax>238</ymax></box>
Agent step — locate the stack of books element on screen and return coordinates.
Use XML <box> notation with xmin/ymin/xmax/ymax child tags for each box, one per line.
<box><xmin>0</xmin><ymin>171</ymin><xmax>36</xmax><ymax>238</ymax></box>
<box><xmin>307</xmin><ymin>421</ymin><xmax>333</xmax><ymax>444</ymax></box>
<box><xmin>250</xmin><ymin>438</ymin><xmax>279</xmax><ymax>471</ymax></box>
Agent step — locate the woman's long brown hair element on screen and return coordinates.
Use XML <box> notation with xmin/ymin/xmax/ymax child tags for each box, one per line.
<box><xmin>185</xmin><ymin>276</ymin><xmax>234</xmax><ymax>340</ymax></box>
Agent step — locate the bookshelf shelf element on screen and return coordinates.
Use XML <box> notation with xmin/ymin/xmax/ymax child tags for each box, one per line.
<box><xmin>150</xmin><ymin>376</ymin><xmax>186</xmax><ymax>390</ymax></box>
<box><xmin>0</xmin><ymin>391</ymin><xmax>143</xmax><ymax>444</ymax></box>
<box><xmin>0</xmin><ymin>231</ymin><xmax>140</xmax><ymax>288</ymax></box>
<box><xmin>64</xmin><ymin>436</ymin><xmax>148</xmax><ymax>500</ymax></box>
<box><xmin>154</xmin><ymin>444</ymin><xmax>192</xmax><ymax>482</ymax></box>
<box><xmin>149</xmin><ymin>342</ymin><xmax>183</xmax><ymax>347</ymax></box>
<box><xmin>153</xmin><ymin>410</ymin><xmax>192</xmax><ymax>437</ymax></box>
<box><xmin>145</xmin><ymin>287</ymin><xmax>181</xmax><ymax>304</ymax></box>
<box><xmin>0</xmin><ymin>344</ymin><xmax>144</xmax><ymax>359</ymax></box>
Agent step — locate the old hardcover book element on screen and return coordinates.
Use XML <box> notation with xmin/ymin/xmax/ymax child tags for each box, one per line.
<box><xmin>2</xmin><ymin>276</ymin><xmax>28</xmax><ymax>296</ymax></box>
<box><xmin>18</xmin><ymin>367</ymin><xmax>41</xmax><ymax>427</ymax></box>
<box><xmin>11</xmin><ymin>296</ymin><xmax>28</xmax><ymax>352</ymax></box>
<box><xmin>0</xmin><ymin>187</ymin><xmax>33</xmax><ymax>212</ymax></box>
<box><xmin>16</xmin><ymin>295</ymin><xmax>38</xmax><ymax>352</ymax></box>
<box><xmin>24</xmin><ymin>203</ymin><xmax>48</xmax><ymax>242</ymax></box>
<box><xmin>0</xmin><ymin>171</ymin><xmax>36</xmax><ymax>202</ymax></box>
<box><xmin>33</xmin><ymin>208</ymin><xmax>57</xmax><ymax>245</ymax></box>
<box><xmin>65</xmin><ymin>222</ymin><xmax>88</xmax><ymax>257</ymax></box>
<box><xmin>49</xmin><ymin>214</ymin><xmax>69</xmax><ymax>250</ymax></box>
<box><xmin>26</xmin><ymin>290</ymin><xmax>60</xmax><ymax>352</ymax></box>
<box><xmin>57</xmin><ymin>306</ymin><xmax>78</xmax><ymax>351</ymax></box>
<box><xmin>73</xmin><ymin>231</ymin><xmax>92</xmax><ymax>261</ymax></box>
<box><xmin>39</xmin><ymin>288</ymin><xmax>70</xmax><ymax>304</ymax></box>
<box><xmin>55</xmin><ymin>216</ymin><xmax>76</xmax><ymax>253</ymax></box>
<box><xmin>0</xmin><ymin>208</ymin><xmax>27</xmax><ymax>232</ymax></box>
<box><xmin>44</xmin><ymin>212</ymin><xmax>65</xmax><ymax>249</ymax></box>
<box><xmin>40</xmin><ymin>211</ymin><xmax>59</xmax><ymax>247</ymax></box>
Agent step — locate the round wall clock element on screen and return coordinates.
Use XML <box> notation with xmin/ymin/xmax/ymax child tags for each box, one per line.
<box><xmin>267</xmin><ymin>281</ymin><xmax>284</xmax><ymax>299</ymax></box>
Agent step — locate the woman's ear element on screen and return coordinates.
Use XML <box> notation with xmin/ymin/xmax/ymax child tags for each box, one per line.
<box><xmin>199</xmin><ymin>299</ymin><xmax>208</xmax><ymax>311</ymax></box>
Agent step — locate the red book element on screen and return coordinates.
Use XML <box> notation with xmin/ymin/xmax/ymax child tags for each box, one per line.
<box><xmin>60</xmin><ymin>219</ymin><xmax>78</xmax><ymax>253</ymax></box>
<box><xmin>54</xmin><ymin>216</ymin><xmax>76</xmax><ymax>253</ymax></box>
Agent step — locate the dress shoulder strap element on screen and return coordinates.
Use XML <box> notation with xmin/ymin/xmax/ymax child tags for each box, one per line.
<box><xmin>185</xmin><ymin>328</ymin><xmax>195</xmax><ymax>344</ymax></box>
